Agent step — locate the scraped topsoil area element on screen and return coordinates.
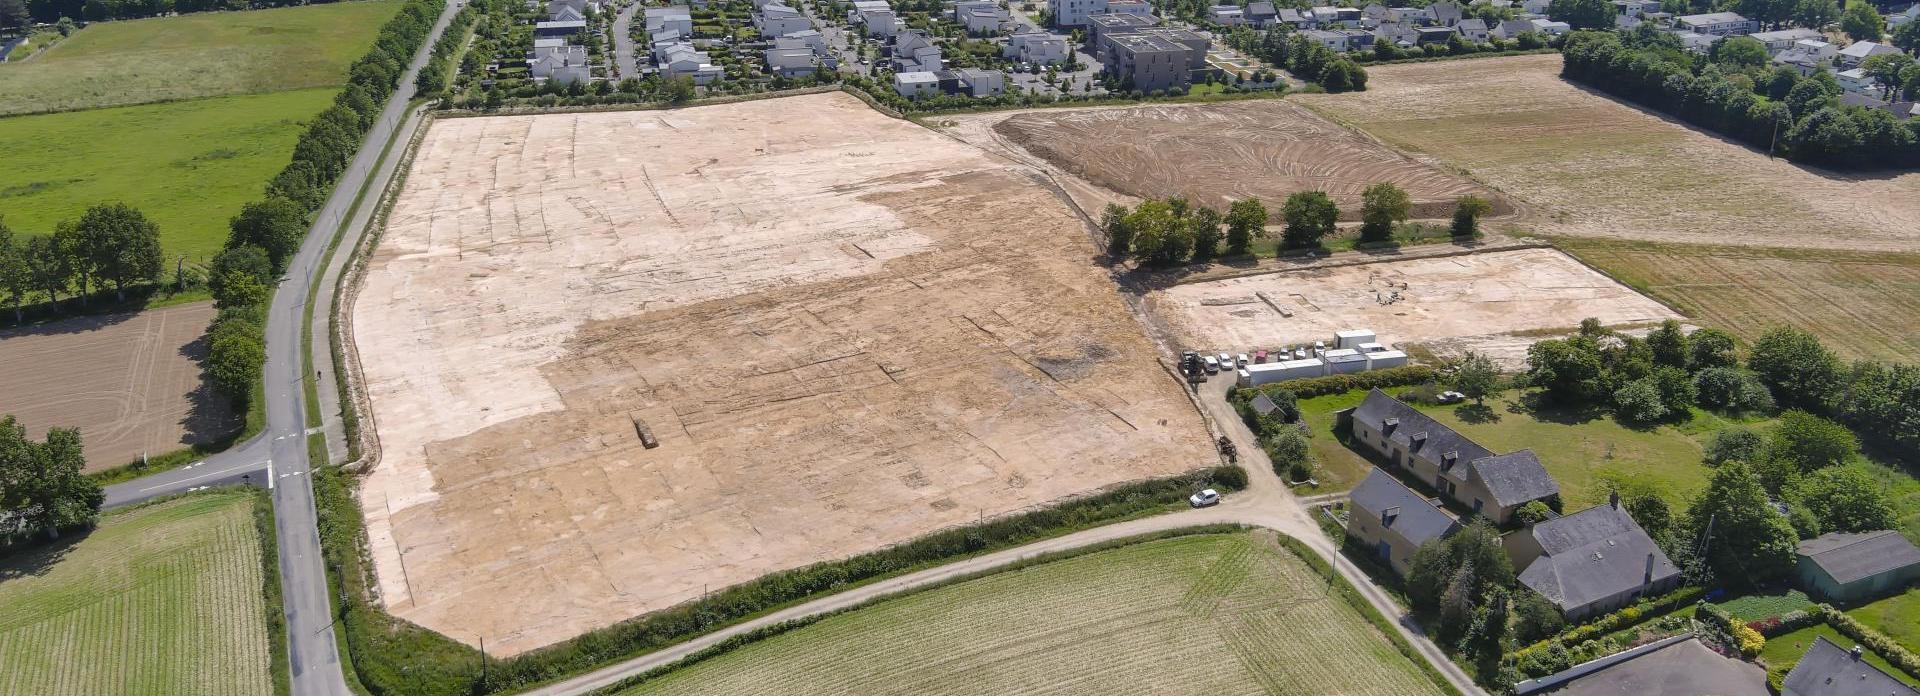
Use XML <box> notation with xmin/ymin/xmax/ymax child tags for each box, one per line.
<box><xmin>349</xmin><ymin>92</ymin><xmax>1212</xmax><ymax>656</ymax></box>
<box><xmin>990</xmin><ymin>100</ymin><xmax>1506</xmax><ymax>220</ymax></box>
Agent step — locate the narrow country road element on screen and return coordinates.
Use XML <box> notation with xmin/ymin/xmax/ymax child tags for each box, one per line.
<box><xmin>523</xmin><ymin>375</ymin><xmax>1486</xmax><ymax>696</ymax></box>
<box><xmin>612</xmin><ymin>1</ymin><xmax>641</xmax><ymax>79</ymax></box>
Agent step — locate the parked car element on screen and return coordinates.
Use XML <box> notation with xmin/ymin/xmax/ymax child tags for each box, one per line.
<box><xmin>1189</xmin><ymin>489</ymin><xmax>1221</xmax><ymax>507</ymax></box>
<box><xmin>1438</xmin><ymin>391</ymin><xmax>1466</xmax><ymax>404</ymax></box>
<box><xmin>1235</xmin><ymin>353</ymin><xmax>1249</xmax><ymax>368</ymax></box>
<box><xmin>1216</xmin><ymin>352</ymin><xmax>1233</xmax><ymax>368</ymax></box>
<box><xmin>1203</xmin><ymin>356</ymin><xmax>1220</xmax><ymax>374</ymax></box>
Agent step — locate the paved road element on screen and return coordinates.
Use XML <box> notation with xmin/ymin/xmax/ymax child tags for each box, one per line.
<box><xmin>101</xmin><ymin>447</ymin><xmax>271</xmax><ymax>507</ymax></box>
<box><xmin>612</xmin><ymin>1</ymin><xmax>641</xmax><ymax>79</ymax></box>
<box><xmin>523</xmin><ymin>374</ymin><xmax>1486</xmax><ymax>696</ymax></box>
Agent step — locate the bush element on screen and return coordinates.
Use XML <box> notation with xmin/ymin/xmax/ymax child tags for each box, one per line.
<box><xmin>1704</xmin><ymin>427</ymin><xmax>1766</xmax><ymax>466</ymax></box>
<box><xmin>1264</xmin><ymin>429</ymin><xmax>1311</xmax><ymax>482</ymax></box>
<box><xmin>1513</xmin><ymin>501</ymin><xmax>1552</xmax><ymax>525</ymax></box>
<box><xmin>1818</xmin><ymin>604</ymin><xmax>1920</xmax><ymax>680</ymax></box>
<box><xmin>1613</xmin><ymin>377</ymin><xmax>1669</xmax><ymax>424</ymax></box>
<box><xmin>1733</xmin><ymin>622</ymin><xmax>1766</xmax><ymax>658</ymax></box>
<box><xmin>1252</xmin><ymin>365</ymin><xmax>1438</xmax><ymax>399</ymax></box>
<box><xmin>1507</xmin><ymin>586</ymin><xmax>1705</xmax><ymax>673</ymax></box>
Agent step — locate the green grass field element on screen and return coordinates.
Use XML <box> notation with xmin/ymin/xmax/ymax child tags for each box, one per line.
<box><xmin>1715</xmin><ymin>590</ymin><xmax>1815</xmax><ymax>621</ymax></box>
<box><xmin>1846</xmin><ymin>586</ymin><xmax>1920</xmax><ymax>656</ymax></box>
<box><xmin>614</xmin><ymin>531</ymin><xmax>1449</xmax><ymax>696</ymax></box>
<box><xmin>1759</xmin><ymin>623</ymin><xmax>1920</xmax><ymax>688</ymax></box>
<box><xmin>0</xmin><ymin>1</ymin><xmax>403</xmax><ymax>116</ymax></box>
<box><xmin>0</xmin><ymin>88</ymin><xmax>336</xmax><ymax>262</ymax></box>
<box><xmin>0</xmin><ymin>491</ymin><xmax>273</xmax><ymax>696</ymax></box>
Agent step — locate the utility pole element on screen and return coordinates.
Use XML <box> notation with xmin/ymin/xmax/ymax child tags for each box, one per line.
<box><xmin>479</xmin><ymin>635</ymin><xmax>487</xmax><ymax>686</ymax></box>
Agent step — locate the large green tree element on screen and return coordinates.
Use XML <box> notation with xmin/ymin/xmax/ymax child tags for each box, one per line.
<box><xmin>1747</xmin><ymin>325</ymin><xmax>1842</xmax><ymax>411</ymax></box>
<box><xmin>74</xmin><ymin>203</ymin><xmax>163</xmax><ymax>302</ymax></box>
<box><xmin>1791</xmin><ymin>466</ymin><xmax>1897</xmax><ymax>535</ymax></box>
<box><xmin>1280</xmin><ymin>191</ymin><xmax>1338</xmax><ymax>250</ymax></box>
<box><xmin>1645</xmin><ymin>320</ymin><xmax>1689</xmax><ymax>370</ymax></box>
<box><xmin>1686</xmin><ymin>461</ymin><xmax>1799</xmax><ymax>587</ymax></box>
<box><xmin>1224</xmin><ymin>199</ymin><xmax>1266</xmax><ymax>256</ymax></box>
<box><xmin>0</xmin><ymin>0</ymin><xmax>27</xmax><ymax>32</ymax></box>
<box><xmin>1359</xmin><ymin>182</ymin><xmax>1411</xmax><ymax>243</ymax></box>
<box><xmin>1450</xmin><ymin>195</ymin><xmax>1492</xmax><ymax>237</ymax></box>
<box><xmin>1453</xmin><ymin>351</ymin><xmax>1500</xmax><ymax>405</ymax></box>
<box><xmin>1102</xmin><ymin>203</ymin><xmax>1133</xmax><ymax>256</ymax></box>
<box><xmin>0</xmin><ymin>219</ymin><xmax>29</xmax><ymax>324</ymax></box>
<box><xmin>1189</xmin><ymin>207</ymin><xmax>1223</xmax><ymax>261</ymax></box>
<box><xmin>1769</xmin><ymin>410</ymin><xmax>1858</xmax><ymax>473</ymax></box>
<box><xmin>227</xmin><ymin>197</ymin><xmax>307</xmax><ymax>273</ymax></box>
<box><xmin>1549</xmin><ymin>0</ymin><xmax>1615</xmax><ymax>29</ymax></box>
<box><xmin>0</xmin><ymin>416</ymin><xmax>103</xmax><ymax>540</ymax></box>
<box><xmin>1526</xmin><ymin>335</ymin><xmax>1606</xmax><ymax>406</ymax></box>
<box><xmin>1862</xmin><ymin>53</ymin><xmax>1918</xmax><ymax>98</ymax></box>
<box><xmin>1841</xmin><ymin>0</ymin><xmax>1884</xmax><ymax>41</ymax></box>
<box><xmin>1838</xmin><ymin>361</ymin><xmax>1920</xmax><ymax>455</ymax></box>
<box><xmin>1688</xmin><ymin>327</ymin><xmax>1739</xmax><ymax>370</ymax></box>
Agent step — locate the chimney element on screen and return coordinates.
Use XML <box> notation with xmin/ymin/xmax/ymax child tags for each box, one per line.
<box><xmin>1382</xmin><ymin>506</ymin><xmax>1401</xmax><ymax>528</ymax></box>
<box><xmin>1851</xmin><ymin>645</ymin><xmax>1864</xmax><ymax>660</ymax></box>
<box><xmin>1610</xmin><ymin>489</ymin><xmax>1621</xmax><ymax>509</ymax></box>
<box><xmin>1644</xmin><ymin>552</ymin><xmax>1655</xmax><ymax>584</ymax></box>
<box><xmin>1412</xmin><ymin>432</ymin><xmax>1429</xmax><ymax>449</ymax></box>
<box><xmin>1383</xmin><ymin>417</ymin><xmax>1399</xmax><ymax>435</ymax></box>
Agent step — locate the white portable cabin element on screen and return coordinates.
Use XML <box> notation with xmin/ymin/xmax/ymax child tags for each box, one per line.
<box><xmin>1334</xmin><ymin>329</ymin><xmax>1376</xmax><ymax>349</ymax></box>
<box><xmin>1323</xmin><ymin>348</ymin><xmax>1367</xmax><ymax>374</ymax></box>
<box><xmin>1356</xmin><ymin>342</ymin><xmax>1387</xmax><ymax>354</ymax></box>
<box><xmin>1365</xmin><ymin>350</ymin><xmax>1408</xmax><ymax>370</ymax></box>
<box><xmin>1237</xmin><ymin>358</ymin><xmax>1327</xmax><ymax>387</ymax></box>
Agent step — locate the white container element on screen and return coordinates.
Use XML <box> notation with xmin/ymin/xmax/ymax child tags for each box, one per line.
<box><xmin>1335</xmin><ymin>329</ymin><xmax>1376</xmax><ymax>349</ymax></box>
<box><xmin>1365</xmin><ymin>350</ymin><xmax>1409</xmax><ymax>370</ymax></box>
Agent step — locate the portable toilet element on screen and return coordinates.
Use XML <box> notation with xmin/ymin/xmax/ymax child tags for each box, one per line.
<box><xmin>1335</xmin><ymin>329</ymin><xmax>1376</xmax><ymax>350</ymax></box>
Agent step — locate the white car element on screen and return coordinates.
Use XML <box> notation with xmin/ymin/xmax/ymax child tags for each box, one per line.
<box><xmin>1202</xmin><ymin>356</ymin><xmax>1220</xmax><ymax>374</ymax></box>
<box><xmin>1438</xmin><ymin>390</ymin><xmax>1467</xmax><ymax>404</ymax></box>
<box><xmin>1189</xmin><ymin>489</ymin><xmax>1221</xmax><ymax>507</ymax></box>
<box><xmin>1217</xmin><ymin>352</ymin><xmax>1233</xmax><ymax>368</ymax></box>
<box><xmin>1236</xmin><ymin>353</ymin><xmax>1249</xmax><ymax>368</ymax></box>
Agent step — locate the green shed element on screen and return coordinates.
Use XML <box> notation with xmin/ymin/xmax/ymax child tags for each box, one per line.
<box><xmin>1795</xmin><ymin>530</ymin><xmax>1920</xmax><ymax>604</ymax></box>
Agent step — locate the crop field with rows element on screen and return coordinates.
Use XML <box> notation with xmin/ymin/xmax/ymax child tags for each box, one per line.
<box><xmin>0</xmin><ymin>491</ymin><xmax>272</xmax><ymax>696</ymax></box>
<box><xmin>615</xmin><ymin>531</ymin><xmax>1447</xmax><ymax>696</ymax></box>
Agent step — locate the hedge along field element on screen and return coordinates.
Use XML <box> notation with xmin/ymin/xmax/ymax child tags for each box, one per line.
<box><xmin>0</xmin><ymin>88</ymin><xmax>335</xmax><ymax>263</ymax></box>
<box><xmin>612</xmin><ymin>531</ymin><xmax>1448</xmax><ymax>696</ymax></box>
<box><xmin>0</xmin><ymin>491</ymin><xmax>274</xmax><ymax>696</ymax></box>
<box><xmin>0</xmin><ymin>1</ymin><xmax>405</xmax><ymax>116</ymax></box>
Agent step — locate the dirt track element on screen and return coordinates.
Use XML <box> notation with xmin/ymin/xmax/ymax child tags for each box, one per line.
<box><xmin>981</xmin><ymin>100</ymin><xmax>1505</xmax><ymax>221</ymax></box>
<box><xmin>350</xmin><ymin>92</ymin><xmax>1212</xmax><ymax>656</ymax></box>
<box><xmin>0</xmin><ymin>302</ymin><xmax>233</xmax><ymax>470</ymax></box>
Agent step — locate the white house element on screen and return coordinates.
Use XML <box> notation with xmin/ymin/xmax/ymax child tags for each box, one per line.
<box><xmin>1528</xmin><ymin>17</ymin><xmax>1570</xmax><ymax>34</ymax></box>
<box><xmin>1837</xmin><ymin>67</ymin><xmax>1878</xmax><ymax>94</ymax></box>
<box><xmin>765</xmin><ymin>45</ymin><xmax>818</xmax><ymax>77</ymax></box>
<box><xmin>646</xmin><ymin>6</ymin><xmax>694</xmax><ymax>37</ymax></box>
<box><xmin>1300</xmin><ymin>28</ymin><xmax>1350</xmax><ymax>51</ymax></box>
<box><xmin>952</xmin><ymin>67</ymin><xmax>1005</xmax><ymax>96</ymax></box>
<box><xmin>955</xmin><ymin>0</ymin><xmax>1011</xmax><ymax>33</ymax></box>
<box><xmin>531</xmin><ymin>36</ymin><xmax>568</xmax><ymax>61</ymax></box>
<box><xmin>1671</xmin><ymin>30</ymin><xmax>1715</xmax><ymax>53</ymax></box>
<box><xmin>548</xmin><ymin>3</ymin><xmax>585</xmax><ymax>22</ymax></box>
<box><xmin>1490</xmin><ymin>18</ymin><xmax>1534</xmax><ymax>39</ymax></box>
<box><xmin>894</xmin><ymin>70</ymin><xmax>941</xmax><ymax>98</ymax></box>
<box><xmin>1837</xmin><ymin>40</ymin><xmax>1901</xmax><ymax>68</ymax></box>
<box><xmin>1675</xmin><ymin>11</ymin><xmax>1756</xmax><ymax>36</ymax></box>
<box><xmin>1612</xmin><ymin>0</ymin><xmax>1660</xmax><ymax>17</ymax></box>
<box><xmin>1773</xmin><ymin>39</ymin><xmax>1837</xmax><ymax>74</ymax></box>
<box><xmin>531</xmin><ymin>45</ymin><xmax>591</xmax><ymax>84</ymax></box>
<box><xmin>657</xmin><ymin>42</ymin><xmax>724</xmax><ymax>84</ymax></box>
<box><xmin>756</xmin><ymin>2</ymin><xmax>813</xmax><ymax>36</ymax></box>
<box><xmin>1749</xmin><ymin>27</ymin><xmax>1823</xmax><ymax>52</ymax></box>
<box><xmin>1005</xmin><ymin>31</ymin><xmax>1071</xmax><ymax>64</ymax></box>
<box><xmin>860</xmin><ymin>8</ymin><xmax>904</xmax><ymax>37</ymax></box>
<box><xmin>1208</xmin><ymin>4</ymin><xmax>1246</xmax><ymax>24</ymax></box>
<box><xmin>891</xmin><ymin>30</ymin><xmax>944</xmax><ymax>72</ymax></box>
<box><xmin>1106</xmin><ymin>0</ymin><xmax>1153</xmax><ymax>17</ymax></box>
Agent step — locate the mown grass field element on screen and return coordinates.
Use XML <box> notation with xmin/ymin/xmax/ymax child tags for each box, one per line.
<box><xmin>0</xmin><ymin>88</ymin><xmax>335</xmax><ymax>262</ymax></box>
<box><xmin>0</xmin><ymin>491</ymin><xmax>273</xmax><ymax>696</ymax></box>
<box><xmin>1558</xmin><ymin>238</ymin><xmax>1920</xmax><ymax>363</ymax></box>
<box><xmin>614</xmin><ymin>531</ymin><xmax>1449</xmax><ymax>696</ymax></box>
<box><xmin>1846</xmin><ymin>586</ymin><xmax>1920</xmax><ymax>656</ymax></box>
<box><xmin>0</xmin><ymin>1</ymin><xmax>403</xmax><ymax>116</ymax></box>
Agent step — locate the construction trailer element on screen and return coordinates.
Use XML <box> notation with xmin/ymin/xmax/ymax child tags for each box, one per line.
<box><xmin>1365</xmin><ymin>350</ymin><xmax>1408</xmax><ymax>370</ymax></box>
<box><xmin>1237</xmin><ymin>358</ymin><xmax>1327</xmax><ymax>386</ymax></box>
<box><xmin>1323</xmin><ymin>348</ymin><xmax>1368</xmax><ymax>374</ymax></box>
<box><xmin>1334</xmin><ymin>329</ymin><xmax>1376</xmax><ymax>349</ymax></box>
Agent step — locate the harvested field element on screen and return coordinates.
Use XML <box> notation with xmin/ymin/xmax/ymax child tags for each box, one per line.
<box><xmin>1147</xmin><ymin>247</ymin><xmax>1680</xmax><ymax>366</ymax></box>
<box><xmin>1292</xmin><ymin>55</ymin><xmax>1920</xmax><ymax>253</ymax></box>
<box><xmin>984</xmin><ymin>100</ymin><xmax>1501</xmax><ymax>221</ymax></box>
<box><xmin>350</xmin><ymin>92</ymin><xmax>1211</xmax><ymax>656</ymax></box>
<box><xmin>0</xmin><ymin>491</ymin><xmax>273</xmax><ymax>696</ymax></box>
<box><xmin>1557</xmin><ymin>239</ymin><xmax>1920</xmax><ymax>362</ymax></box>
<box><xmin>0</xmin><ymin>302</ymin><xmax>234</xmax><ymax>470</ymax></box>
<box><xmin>614</xmin><ymin>532</ymin><xmax>1449</xmax><ymax>696</ymax></box>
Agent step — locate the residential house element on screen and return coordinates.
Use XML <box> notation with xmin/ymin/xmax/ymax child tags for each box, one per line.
<box><xmin>535</xmin><ymin>19</ymin><xmax>588</xmax><ymax>38</ymax></box>
<box><xmin>1005</xmin><ymin>30</ymin><xmax>1072</xmax><ymax>64</ymax></box>
<box><xmin>1750</xmin><ymin>27</ymin><xmax>1823</xmax><ymax>52</ymax></box>
<box><xmin>1837</xmin><ymin>40</ymin><xmax>1901</xmax><ymax>68</ymax></box>
<box><xmin>1428</xmin><ymin>0</ymin><xmax>1463</xmax><ymax>25</ymax></box>
<box><xmin>1310</xmin><ymin>5</ymin><xmax>1363</xmax><ymax>26</ymax></box>
<box><xmin>894</xmin><ymin>70</ymin><xmax>941</xmax><ymax>98</ymax></box>
<box><xmin>658</xmin><ymin>43</ymin><xmax>724</xmax><ymax>83</ymax></box>
<box><xmin>1672</xmin><ymin>30</ymin><xmax>1715</xmax><ymax>53</ymax></box>
<box><xmin>1795</xmin><ymin>530</ymin><xmax>1920</xmax><ymax>603</ymax></box>
<box><xmin>1340</xmin><ymin>28</ymin><xmax>1377</xmax><ymax>50</ymax></box>
<box><xmin>954</xmin><ymin>0</ymin><xmax>1010</xmax><ymax>33</ymax></box>
<box><xmin>1414</xmin><ymin>25</ymin><xmax>1455</xmax><ymax>44</ymax></box>
<box><xmin>646</xmin><ymin>6</ymin><xmax>694</xmax><ymax>37</ymax></box>
<box><xmin>861</xmin><ymin>8</ymin><xmax>905</xmax><ymax>37</ymax></box>
<box><xmin>946</xmin><ymin>67</ymin><xmax>1005</xmax><ymax>95</ymax></box>
<box><xmin>780</xmin><ymin>28</ymin><xmax>831</xmax><ymax>56</ymax></box>
<box><xmin>1513</xmin><ymin>636</ymin><xmax>1769</xmax><ymax>696</ymax></box>
<box><xmin>1519</xmin><ymin>0</ymin><xmax>1549</xmax><ymax>13</ymax></box>
<box><xmin>1891</xmin><ymin>4</ymin><xmax>1919</xmax><ymax>28</ymax></box>
<box><xmin>847</xmin><ymin>0</ymin><xmax>888</xmax><ymax>18</ymax></box>
<box><xmin>1276</xmin><ymin>7</ymin><xmax>1309</xmax><ymax>26</ymax></box>
<box><xmin>1301</xmin><ymin>28</ymin><xmax>1351</xmax><ymax>51</ymax></box>
<box><xmin>756</xmin><ymin>2</ymin><xmax>814</xmax><ymax>37</ymax></box>
<box><xmin>1675</xmin><ymin>11</ymin><xmax>1757</xmax><ymax>36</ymax></box>
<box><xmin>1528</xmin><ymin>17</ymin><xmax>1570</xmax><ymax>34</ymax></box>
<box><xmin>890</xmin><ymin>30</ymin><xmax>944</xmax><ymax>71</ymax></box>
<box><xmin>1455</xmin><ymin>18</ymin><xmax>1489</xmax><ymax>41</ymax></box>
<box><xmin>1782</xmin><ymin>636</ymin><xmax>1920</xmax><ymax>696</ymax></box>
<box><xmin>1246</xmin><ymin>1</ymin><xmax>1278</xmax><ymax>26</ymax></box>
<box><xmin>531</xmin><ymin>44</ymin><xmax>591</xmax><ymax>84</ymax></box>
<box><xmin>1349</xmin><ymin>390</ymin><xmax>1560</xmax><ymax>524</ymax></box>
<box><xmin>548</xmin><ymin>3</ymin><xmax>585</xmax><ymax>22</ymax></box>
<box><xmin>1508</xmin><ymin>493</ymin><xmax>1683</xmax><ymax>619</ymax></box>
<box><xmin>1105</xmin><ymin>32</ymin><xmax>1195</xmax><ymax>92</ymax></box>
<box><xmin>1208</xmin><ymin>4</ymin><xmax>1246</xmax><ymax>24</ymax></box>
<box><xmin>765</xmin><ymin>45</ymin><xmax>819</xmax><ymax>77</ymax></box>
<box><xmin>1611</xmin><ymin>0</ymin><xmax>1661</xmax><ymax>17</ymax></box>
<box><xmin>1346</xmin><ymin>468</ymin><xmax>1461</xmax><ymax>576</ymax></box>
<box><xmin>1490</xmin><ymin>17</ymin><xmax>1534</xmax><ymax>39</ymax></box>
<box><xmin>1838</xmin><ymin>67</ymin><xmax>1878</xmax><ymax>94</ymax></box>
<box><xmin>531</xmin><ymin>36</ymin><xmax>568</xmax><ymax>61</ymax></box>
<box><xmin>1774</xmin><ymin>39</ymin><xmax>1837</xmax><ymax>74</ymax></box>
<box><xmin>1376</xmin><ymin>21</ymin><xmax>1420</xmax><ymax>46</ymax></box>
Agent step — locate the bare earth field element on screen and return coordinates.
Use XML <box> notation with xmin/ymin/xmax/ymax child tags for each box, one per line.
<box><xmin>350</xmin><ymin>92</ymin><xmax>1212</xmax><ymax>656</ymax></box>
<box><xmin>1147</xmin><ymin>247</ymin><xmax>1680</xmax><ymax>366</ymax></box>
<box><xmin>1291</xmin><ymin>55</ymin><xmax>1920</xmax><ymax>252</ymax></box>
<box><xmin>0</xmin><ymin>302</ymin><xmax>232</xmax><ymax>469</ymax></box>
<box><xmin>963</xmin><ymin>100</ymin><xmax>1501</xmax><ymax>221</ymax></box>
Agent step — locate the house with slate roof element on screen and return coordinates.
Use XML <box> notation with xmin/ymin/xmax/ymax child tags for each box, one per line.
<box><xmin>1795</xmin><ymin>530</ymin><xmax>1920</xmax><ymax>603</ymax></box>
<box><xmin>1507</xmin><ymin>492</ymin><xmax>1682</xmax><ymax>619</ymax></box>
<box><xmin>1349</xmin><ymin>389</ymin><xmax>1559</xmax><ymax>524</ymax></box>
<box><xmin>1346</xmin><ymin>468</ymin><xmax>1461</xmax><ymax>575</ymax></box>
<box><xmin>1782</xmin><ymin>636</ymin><xmax>1920</xmax><ymax>696</ymax></box>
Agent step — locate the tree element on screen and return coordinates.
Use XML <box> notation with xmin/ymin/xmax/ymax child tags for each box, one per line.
<box><xmin>1514</xmin><ymin>500</ymin><xmax>1553</xmax><ymax>524</ymax></box>
<box><xmin>1841</xmin><ymin>0</ymin><xmax>1884</xmax><ymax>41</ymax></box>
<box><xmin>1711</xmin><ymin>36</ymin><xmax>1769</xmax><ymax>69</ymax></box>
<box><xmin>1686</xmin><ymin>461</ymin><xmax>1799</xmax><ymax>588</ymax></box>
<box><xmin>0</xmin><ymin>417</ymin><xmax>103</xmax><ymax>540</ymax></box>
<box><xmin>664</xmin><ymin>75</ymin><xmax>697</xmax><ymax>104</ymax></box>
<box><xmin>1188</xmin><ymin>207</ymin><xmax>1223</xmax><ymax>261</ymax></box>
<box><xmin>1102</xmin><ymin>203</ymin><xmax>1133</xmax><ymax>256</ymax></box>
<box><xmin>1704</xmin><ymin>426</ymin><xmax>1767</xmax><ymax>466</ymax></box>
<box><xmin>1688</xmin><ymin>327</ymin><xmax>1739</xmax><ymax>370</ymax></box>
<box><xmin>227</xmin><ymin>197</ymin><xmax>306</xmax><ymax>273</ymax></box>
<box><xmin>74</xmin><ymin>203</ymin><xmax>163</xmax><ymax>302</ymax></box>
<box><xmin>1526</xmin><ymin>335</ymin><xmax>1605</xmax><ymax>406</ymax></box>
<box><xmin>0</xmin><ymin>220</ymin><xmax>29</xmax><ymax>324</ymax></box>
<box><xmin>1408</xmin><ymin>520</ymin><xmax>1514</xmax><ymax>640</ymax></box>
<box><xmin>1549</xmin><ymin>0</ymin><xmax>1615</xmax><ymax>29</ymax></box>
<box><xmin>0</xmin><ymin>0</ymin><xmax>28</xmax><ymax>30</ymax></box>
<box><xmin>1794</xmin><ymin>0</ymin><xmax>1839</xmax><ymax>28</ymax></box>
<box><xmin>1694</xmin><ymin>367</ymin><xmax>1774</xmax><ymax>412</ymax></box>
<box><xmin>208</xmin><ymin>245</ymin><xmax>273</xmax><ymax>308</ymax></box>
<box><xmin>1453</xmin><ymin>351</ymin><xmax>1500</xmax><ymax>405</ymax></box>
<box><xmin>1747</xmin><ymin>325</ymin><xmax>1841</xmax><ymax>411</ymax></box>
<box><xmin>1646</xmin><ymin>320</ymin><xmax>1689</xmax><ymax>370</ymax></box>
<box><xmin>207</xmin><ymin>319</ymin><xmax>265</xmax><ymax>404</ymax></box>
<box><xmin>1769</xmin><ymin>409</ymin><xmax>1857</xmax><ymax>473</ymax></box>
<box><xmin>1124</xmin><ymin>200</ymin><xmax>1191</xmax><ymax>267</ymax></box>
<box><xmin>1614</xmin><ymin>377</ymin><xmax>1669</xmax><ymax>424</ymax></box>
<box><xmin>1785</xmin><ymin>79</ymin><xmax>1838</xmax><ymax>118</ymax></box>
<box><xmin>1359</xmin><ymin>182</ymin><xmax>1411</xmax><ymax>243</ymax></box>
<box><xmin>1224</xmin><ymin>198</ymin><xmax>1266</xmax><ymax>256</ymax></box>
<box><xmin>1792</xmin><ymin>466</ymin><xmax>1897</xmax><ymax>534</ymax></box>
<box><xmin>1279</xmin><ymin>191</ymin><xmax>1338</xmax><ymax>250</ymax></box>
<box><xmin>1512</xmin><ymin>590</ymin><xmax>1565</xmax><ymax>644</ymax></box>
<box><xmin>1862</xmin><ymin>53</ymin><xmax>1917</xmax><ymax>98</ymax></box>
<box><xmin>1653</xmin><ymin>366</ymin><xmax>1697</xmax><ymax>416</ymax></box>
<box><xmin>1894</xmin><ymin>20</ymin><xmax>1920</xmax><ymax>56</ymax></box>
<box><xmin>1837</xmin><ymin>361</ymin><xmax>1920</xmax><ymax>456</ymax></box>
<box><xmin>1450</xmin><ymin>195</ymin><xmax>1492</xmax><ymax>237</ymax></box>
<box><xmin>1266</xmin><ymin>428</ymin><xmax>1312</xmax><ymax>482</ymax></box>
<box><xmin>24</xmin><ymin>234</ymin><xmax>72</xmax><ymax>312</ymax></box>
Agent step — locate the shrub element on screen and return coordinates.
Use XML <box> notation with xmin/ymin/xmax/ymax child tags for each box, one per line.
<box><xmin>1733</xmin><ymin>622</ymin><xmax>1766</xmax><ymax>658</ymax></box>
<box><xmin>1253</xmin><ymin>365</ymin><xmax>1437</xmax><ymax>399</ymax></box>
<box><xmin>1703</xmin><ymin>427</ymin><xmax>1766</xmax><ymax>466</ymax></box>
<box><xmin>1265</xmin><ymin>429</ymin><xmax>1312</xmax><ymax>482</ymax></box>
<box><xmin>1818</xmin><ymin>604</ymin><xmax>1920</xmax><ymax>680</ymax></box>
<box><xmin>1513</xmin><ymin>501</ymin><xmax>1552</xmax><ymax>525</ymax></box>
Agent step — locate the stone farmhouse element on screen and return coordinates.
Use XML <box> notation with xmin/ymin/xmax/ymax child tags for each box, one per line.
<box><xmin>1350</xmin><ymin>389</ymin><xmax>1558</xmax><ymax>524</ymax></box>
<box><xmin>1506</xmin><ymin>493</ymin><xmax>1683</xmax><ymax>619</ymax></box>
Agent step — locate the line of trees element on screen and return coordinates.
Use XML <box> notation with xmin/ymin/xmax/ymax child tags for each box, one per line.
<box><xmin>0</xmin><ymin>415</ymin><xmax>102</xmax><ymax>544</ymax></box>
<box><xmin>1101</xmin><ymin>197</ymin><xmax>1267</xmax><ymax>267</ymax></box>
<box><xmin>0</xmin><ymin>206</ymin><xmax>166</xmax><ymax>324</ymax></box>
<box><xmin>1561</xmin><ymin>29</ymin><xmax>1920</xmax><ymax>169</ymax></box>
<box><xmin>1226</xmin><ymin>27</ymin><xmax>1371</xmax><ymax>92</ymax></box>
